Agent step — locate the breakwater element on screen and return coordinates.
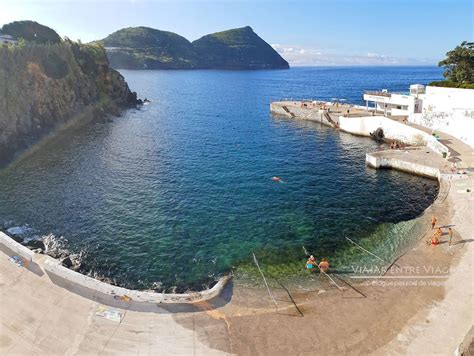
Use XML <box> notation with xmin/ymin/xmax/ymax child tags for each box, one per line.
<box><xmin>0</xmin><ymin>230</ymin><xmax>230</xmax><ymax>304</ymax></box>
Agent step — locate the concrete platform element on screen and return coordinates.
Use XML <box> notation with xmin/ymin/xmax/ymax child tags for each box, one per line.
<box><xmin>0</xmin><ymin>249</ymin><xmax>231</xmax><ymax>355</ymax></box>
<box><xmin>366</xmin><ymin>147</ymin><xmax>451</xmax><ymax>179</ymax></box>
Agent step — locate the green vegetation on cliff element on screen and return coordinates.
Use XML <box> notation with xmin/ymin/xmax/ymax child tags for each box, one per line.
<box><xmin>1</xmin><ymin>20</ymin><xmax>62</xmax><ymax>44</ymax></box>
<box><xmin>100</xmin><ymin>26</ymin><xmax>200</xmax><ymax>69</ymax></box>
<box><xmin>193</xmin><ymin>26</ymin><xmax>289</xmax><ymax>69</ymax></box>
<box><xmin>430</xmin><ymin>41</ymin><xmax>474</xmax><ymax>89</ymax></box>
<box><xmin>97</xmin><ymin>26</ymin><xmax>289</xmax><ymax>70</ymax></box>
<box><xmin>0</xmin><ymin>21</ymin><xmax>139</xmax><ymax>167</ymax></box>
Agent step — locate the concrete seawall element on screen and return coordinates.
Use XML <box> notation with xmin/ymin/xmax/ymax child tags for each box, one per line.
<box><xmin>271</xmin><ymin>101</ymin><xmax>450</xmax><ymax>156</ymax></box>
<box><xmin>0</xmin><ymin>230</ymin><xmax>230</xmax><ymax>304</ymax></box>
<box><xmin>365</xmin><ymin>151</ymin><xmax>442</xmax><ymax>179</ymax></box>
<box><xmin>0</xmin><ymin>231</ymin><xmax>34</xmax><ymax>264</ymax></box>
<box><xmin>270</xmin><ymin>101</ymin><xmax>338</xmax><ymax>127</ymax></box>
<box><xmin>338</xmin><ymin>115</ymin><xmax>449</xmax><ymax>155</ymax></box>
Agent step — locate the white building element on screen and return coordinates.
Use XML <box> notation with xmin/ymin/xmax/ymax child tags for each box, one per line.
<box><xmin>363</xmin><ymin>84</ymin><xmax>424</xmax><ymax>116</ymax></box>
<box><xmin>363</xmin><ymin>84</ymin><xmax>474</xmax><ymax>147</ymax></box>
<box><xmin>410</xmin><ymin>85</ymin><xmax>474</xmax><ymax>147</ymax></box>
<box><xmin>0</xmin><ymin>34</ymin><xmax>17</xmax><ymax>45</ymax></box>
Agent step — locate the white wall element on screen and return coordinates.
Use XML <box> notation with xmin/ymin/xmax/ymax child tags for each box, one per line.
<box><xmin>410</xmin><ymin>86</ymin><xmax>474</xmax><ymax>147</ymax></box>
<box><xmin>338</xmin><ymin>115</ymin><xmax>449</xmax><ymax>155</ymax></box>
<box><xmin>422</xmin><ymin>86</ymin><xmax>474</xmax><ymax>112</ymax></box>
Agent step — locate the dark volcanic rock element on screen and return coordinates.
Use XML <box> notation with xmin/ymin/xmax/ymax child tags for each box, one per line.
<box><xmin>25</xmin><ymin>239</ymin><xmax>45</xmax><ymax>251</ymax></box>
<box><xmin>9</xmin><ymin>234</ymin><xmax>24</xmax><ymax>244</ymax></box>
<box><xmin>370</xmin><ymin>127</ymin><xmax>385</xmax><ymax>142</ymax></box>
<box><xmin>60</xmin><ymin>257</ymin><xmax>73</xmax><ymax>268</ymax></box>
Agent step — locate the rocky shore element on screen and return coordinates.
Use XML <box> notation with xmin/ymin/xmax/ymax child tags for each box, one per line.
<box><xmin>0</xmin><ymin>21</ymin><xmax>141</xmax><ymax>168</ymax></box>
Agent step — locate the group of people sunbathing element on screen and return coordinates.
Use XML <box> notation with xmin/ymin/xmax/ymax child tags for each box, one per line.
<box><xmin>389</xmin><ymin>141</ymin><xmax>405</xmax><ymax>150</ymax></box>
<box><xmin>426</xmin><ymin>216</ymin><xmax>454</xmax><ymax>246</ymax></box>
<box><xmin>305</xmin><ymin>255</ymin><xmax>329</xmax><ymax>273</ymax></box>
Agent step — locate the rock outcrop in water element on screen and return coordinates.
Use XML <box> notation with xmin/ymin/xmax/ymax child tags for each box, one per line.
<box><xmin>97</xmin><ymin>26</ymin><xmax>289</xmax><ymax>70</ymax></box>
<box><xmin>0</xmin><ymin>21</ymin><xmax>140</xmax><ymax>167</ymax></box>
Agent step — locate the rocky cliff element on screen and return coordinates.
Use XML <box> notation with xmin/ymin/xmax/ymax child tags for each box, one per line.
<box><xmin>0</xmin><ymin>22</ymin><xmax>139</xmax><ymax>167</ymax></box>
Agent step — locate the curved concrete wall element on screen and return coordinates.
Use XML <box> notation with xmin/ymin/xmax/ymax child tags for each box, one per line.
<box><xmin>366</xmin><ymin>153</ymin><xmax>440</xmax><ymax>179</ymax></box>
<box><xmin>338</xmin><ymin>116</ymin><xmax>449</xmax><ymax>155</ymax></box>
<box><xmin>0</xmin><ymin>231</ymin><xmax>230</xmax><ymax>304</ymax></box>
<box><xmin>0</xmin><ymin>231</ymin><xmax>34</xmax><ymax>263</ymax></box>
<box><xmin>43</xmin><ymin>257</ymin><xmax>230</xmax><ymax>304</ymax></box>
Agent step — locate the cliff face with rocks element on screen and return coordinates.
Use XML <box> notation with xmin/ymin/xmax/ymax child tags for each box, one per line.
<box><xmin>0</xmin><ymin>24</ymin><xmax>139</xmax><ymax>167</ymax></box>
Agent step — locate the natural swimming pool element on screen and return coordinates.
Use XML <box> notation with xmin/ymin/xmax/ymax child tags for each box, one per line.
<box><xmin>0</xmin><ymin>67</ymin><xmax>442</xmax><ymax>291</ymax></box>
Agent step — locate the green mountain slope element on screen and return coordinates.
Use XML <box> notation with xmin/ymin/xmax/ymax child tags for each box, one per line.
<box><xmin>98</xmin><ymin>27</ymin><xmax>201</xmax><ymax>69</ymax></box>
<box><xmin>193</xmin><ymin>26</ymin><xmax>289</xmax><ymax>69</ymax></box>
<box><xmin>97</xmin><ymin>26</ymin><xmax>289</xmax><ymax>70</ymax></box>
<box><xmin>1</xmin><ymin>20</ymin><xmax>62</xmax><ymax>44</ymax></box>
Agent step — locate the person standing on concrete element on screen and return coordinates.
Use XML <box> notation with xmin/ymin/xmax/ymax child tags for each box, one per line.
<box><xmin>448</xmin><ymin>228</ymin><xmax>454</xmax><ymax>246</ymax></box>
<box><xmin>431</xmin><ymin>216</ymin><xmax>437</xmax><ymax>229</ymax></box>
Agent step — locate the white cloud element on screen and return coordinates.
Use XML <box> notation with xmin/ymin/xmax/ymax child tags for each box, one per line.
<box><xmin>272</xmin><ymin>44</ymin><xmax>435</xmax><ymax>66</ymax></box>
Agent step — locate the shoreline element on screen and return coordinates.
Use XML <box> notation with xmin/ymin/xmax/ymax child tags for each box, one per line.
<box><xmin>0</xmin><ymin>100</ymin><xmax>472</xmax><ymax>354</ymax></box>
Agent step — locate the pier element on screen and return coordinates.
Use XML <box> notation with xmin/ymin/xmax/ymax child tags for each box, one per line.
<box><xmin>271</xmin><ymin>99</ymin><xmax>474</xmax><ymax>178</ymax></box>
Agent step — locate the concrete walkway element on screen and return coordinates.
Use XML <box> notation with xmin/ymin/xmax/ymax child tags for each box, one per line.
<box><xmin>390</xmin><ymin>116</ymin><xmax>474</xmax><ymax>169</ymax></box>
<box><xmin>0</xmin><ymin>250</ymin><xmax>230</xmax><ymax>355</ymax></box>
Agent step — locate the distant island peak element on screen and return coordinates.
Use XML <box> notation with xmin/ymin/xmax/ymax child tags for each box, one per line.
<box><xmin>96</xmin><ymin>25</ymin><xmax>289</xmax><ymax>70</ymax></box>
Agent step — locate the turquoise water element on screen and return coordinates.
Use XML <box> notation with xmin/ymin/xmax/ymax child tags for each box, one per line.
<box><xmin>0</xmin><ymin>67</ymin><xmax>442</xmax><ymax>291</ymax></box>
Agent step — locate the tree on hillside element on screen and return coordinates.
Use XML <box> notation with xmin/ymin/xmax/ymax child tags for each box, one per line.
<box><xmin>438</xmin><ymin>41</ymin><xmax>474</xmax><ymax>84</ymax></box>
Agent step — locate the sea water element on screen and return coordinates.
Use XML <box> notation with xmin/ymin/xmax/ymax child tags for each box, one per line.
<box><xmin>0</xmin><ymin>66</ymin><xmax>442</xmax><ymax>291</ymax></box>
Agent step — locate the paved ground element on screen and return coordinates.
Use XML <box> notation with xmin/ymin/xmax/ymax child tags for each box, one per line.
<box><xmin>369</xmin><ymin>146</ymin><xmax>450</xmax><ymax>172</ymax></box>
<box><xmin>387</xmin><ymin>115</ymin><xmax>474</xmax><ymax>169</ymax></box>
<box><xmin>0</xmin><ymin>251</ymin><xmax>230</xmax><ymax>355</ymax></box>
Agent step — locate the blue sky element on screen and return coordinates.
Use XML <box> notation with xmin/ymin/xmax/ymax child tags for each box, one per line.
<box><xmin>1</xmin><ymin>0</ymin><xmax>472</xmax><ymax>65</ymax></box>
